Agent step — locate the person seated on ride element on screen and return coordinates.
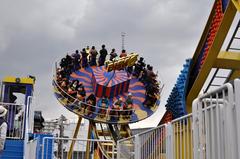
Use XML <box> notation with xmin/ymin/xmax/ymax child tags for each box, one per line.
<box><xmin>109</xmin><ymin>48</ymin><xmax>118</xmax><ymax>61</ymax></box>
<box><xmin>60</xmin><ymin>78</ymin><xmax>69</xmax><ymax>95</ymax></box>
<box><xmin>120</xmin><ymin>49</ymin><xmax>127</xmax><ymax>58</ymax></box>
<box><xmin>139</xmin><ymin>65</ymin><xmax>149</xmax><ymax>84</ymax></box>
<box><xmin>98</xmin><ymin>44</ymin><xmax>108</xmax><ymax>66</ymax></box>
<box><xmin>85</xmin><ymin>94</ymin><xmax>96</xmax><ymax>116</ymax></box>
<box><xmin>60</xmin><ymin>57</ymin><xmax>67</xmax><ymax>69</ymax></box>
<box><xmin>110</xmin><ymin>98</ymin><xmax>123</xmax><ymax>120</ymax></box>
<box><xmin>123</xmin><ymin>93</ymin><xmax>133</xmax><ymax>118</ymax></box>
<box><xmin>133</xmin><ymin>57</ymin><xmax>145</xmax><ymax>78</ymax></box>
<box><xmin>81</xmin><ymin>48</ymin><xmax>89</xmax><ymax>68</ymax></box>
<box><xmin>67</xmin><ymin>80</ymin><xmax>79</xmax><ymax>101</ymax></box>
<box><xmin>76</xmin><ymin>83</ymin><xmax>86</xmax><ymax>110</ymax></box>
<box><xmin>98</xmin><ymin>96</ymin><xmax>109</xmax><ymax>118</ymax></box>
<box><xmin>143</xmin><ymin>93</ymin><xmax>158</xmax><ymax>107</ymax></box>
<box><xmin>89</xmin><ymin>46</ymin><xmax>98</xmax><ymax>66</ymax></box>
<box><xmin>56</xmin><ymin>69</ymin><xmax>63</xmax><ymax>83</ymax></box>
<box><xmin>146</xmin><ymin>66</ymin><xmax>157</xmax><ymax>81</ymax></box>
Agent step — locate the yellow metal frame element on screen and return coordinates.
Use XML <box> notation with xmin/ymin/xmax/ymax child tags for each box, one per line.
<box><xmin>85</xmin><ymin>123</ymin><xmax>92</xmax><ymax>159</ymax></box>
<box><xmin>232</xmin><ymin>0</ymin><xmax>240</xmax><ymax>11</ymax></box>
<box><xmin>186</xmin><ymin>0</ymin><xmax>237</xmax><ymax>112</ymax></box>
<box><xmin>214</xmin><ymin>51</ymin><xmax>240</xmax><ymax>69</ymax></box>
<box><xmin>67</xmin><ymin>117</ymin><xmax>82</xmax><ymax>159</ymax></box>
<box><xmin>2</xmin><ymin>76</ymin><xmax>34</xmax><ymax>85</ymax></box>
<box><xmin>189</xmin><ymin>0</ymin><xmax>218</xmax><ymax>70</ymax></box>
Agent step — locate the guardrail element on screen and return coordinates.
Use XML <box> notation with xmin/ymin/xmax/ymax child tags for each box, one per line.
<box><xmin>42</xmin><ymin>137</ymin><xmax>116</xmax><ymax>159</ymax></box>
<box><xmin>53</xmin><ymin>67</ymin><xmax>135</xmax><ymax>120</ymax></box>
<box><xmin>0</xmin><ymin>102</ymin><xmax>25</xmax><ymax>139</ymax></box>
<box><xmin>118</xmin><ymin>81</ymin><xmax>240</xmax><ymax>159</ymax></box>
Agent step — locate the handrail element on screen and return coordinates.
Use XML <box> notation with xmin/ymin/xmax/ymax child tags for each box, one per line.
<box><xmin>53</xmin><ymin>77</ymin><xmax>135</xmax><ymax>118</ymax></box>
<box><xmin>42</xmin><ymin>137</ymin><xmax>115</xmax><ymax>159</ymax></box>
<box><xmin>53</xmin><ymin>78</ymin><xmax>135</xmax><ymax>113</ymax></box>
<box><xmin>0</xmin><ymin>102</ymin><xmax>24</xmax><ymax>106</ymax></box>
<box><xmin>23</xmin><ymin>96</ymin><xmax>32</xmax><ymax>159</ymax></box>
<box><xmin>55</xmin><ymin>90</ymin><xmax>134</xmax><ymax>118</ymax></box>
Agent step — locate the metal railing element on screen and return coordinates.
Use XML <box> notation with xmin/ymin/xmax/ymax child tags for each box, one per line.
<box><xmin>192</xmin><ymin>83</ymin><xmax>236</xmax><ymax>159</ymax></box>
<box><xmin>24</xmin><ymin>96</ymin><xmax>33</xmax><ymax>159</ymax></box>
<box><xmin>170</xmin><ymin>114</ymin><xmax>193</xmax><ymax>159</ymax></box>
<box><xmin>53</xmin><ymin>79</ymin><xmax>135</xmax><ymax>120</ymax></box>
<box><xmin>118</xmin><ymin>81</ymin><xmax>240</xmax><ymax>159</ymax></box>
<box><xmin>0</xmin><ymin>102</ymin><xmax>25</xmax><ymax>139</ymax></box>
<box><xmin>41</xmin><ymin>137</ymin><xmax>116</xmax><ymax>159</ymax></box>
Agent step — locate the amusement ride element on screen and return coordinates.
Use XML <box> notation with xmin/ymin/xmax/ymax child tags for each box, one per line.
<box><xmin>1</xmin><ymin>0</ymin><xmax>240</xmax><ymax>158</ymax></box>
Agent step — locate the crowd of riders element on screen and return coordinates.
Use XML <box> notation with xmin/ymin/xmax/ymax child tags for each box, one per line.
<box><xmin>56</xmin><ymin>45</ymin><xmax>160</xmax><ymax>120</ymax></box>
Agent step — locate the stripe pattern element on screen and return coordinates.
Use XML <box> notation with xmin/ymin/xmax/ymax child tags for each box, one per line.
<box><xmin>53</xmin><ymin>66</ymin><xmax>160</xmax><ymax>124</ymax></box>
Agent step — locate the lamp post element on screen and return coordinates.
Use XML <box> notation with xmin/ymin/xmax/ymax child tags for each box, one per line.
<box><xmin>121</xmin><ymin>32</ymin><xmax>126</xmax><ymax>50</ymax></box>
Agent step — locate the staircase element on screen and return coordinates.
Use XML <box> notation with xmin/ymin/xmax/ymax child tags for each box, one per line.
<box><xmin>1</xmin><ymin>139</ymin><xmax>24</xmax><ymax>159</ymax></box>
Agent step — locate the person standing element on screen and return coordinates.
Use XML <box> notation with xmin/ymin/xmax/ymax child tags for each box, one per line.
<box><xmin>81</xmin><ymin>48</ymin><xmax>89</xmax><ymax>68</ymax></box>
<box><xmin>109</xmin><ymin>49</ymin><xmax>117</xmax><ymax>61</ymax></box>
<box><xmin>89</xmin><ymin>46</ymin><xmax>98</xmax><ymax>66</ymax></box>
<box><xmin>120</xmin><ymin>49</ymin><xmax>127</xmax><ymax>58</ymax></box>
<box><xmin>98</xmin><ymin>45</ymin><xmax>108</xmax><ymax>66</ymax></box>
<box><xmin>0</xmin><ymin>106</ymin><xmax>7</xmax><ymax>157</ymax></box>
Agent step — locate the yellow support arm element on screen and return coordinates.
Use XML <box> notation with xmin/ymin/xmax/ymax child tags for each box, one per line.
<box><xmin>67</xmin><ymin>117</ymin><xmax>82</xmax><ymax>159</ymax></box>
<box><xmin>214</xmin><ymin>51</ymin><xmax>240</xmax><ymax>69</ymax></box>
<box><xmin>232</xmin><ymin>0</ymin><xmax>240</xmax><ymax>11</ymax></box>
<box><xmin>186</xmin><ymin>1</ymin><xmax>237</xmax><ymax>112</ymax></box>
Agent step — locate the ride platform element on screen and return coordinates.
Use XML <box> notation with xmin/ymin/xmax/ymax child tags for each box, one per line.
<box><xmin>53</xmin><ymin>65</ymin><xmax>160</xmax><ymax>124</ymax></box>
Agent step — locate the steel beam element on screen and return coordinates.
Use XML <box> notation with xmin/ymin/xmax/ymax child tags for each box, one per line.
<box><xmin>186</xmin><ymin>1</ymin><xmax>237</xmax><ymax>112</ymax></box>
<box><xmin>67</xmin><ymin>117</ymin><xmax>82</xmax><ymax>159</ymax></box>
<box><xmin>214</xmin><ymin>51</ymin><xmax>240</xmax><ymax>69</ymax></box>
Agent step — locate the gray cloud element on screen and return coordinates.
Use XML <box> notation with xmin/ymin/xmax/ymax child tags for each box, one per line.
<box><xmin>0</xmin><ymin>0</ymin><xmax>213</xmax><ymax>127</ymax></box>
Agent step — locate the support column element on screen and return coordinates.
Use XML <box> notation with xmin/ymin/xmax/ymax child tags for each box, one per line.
<box><xmin>86</xmin><ymin>122</ymin><xmax>92</xmax><ymax>159</ymax></box>
<box><xmin>67</xmin><ymin>117</ymin><xmax>82</xmax><ymax>159</ymax></box>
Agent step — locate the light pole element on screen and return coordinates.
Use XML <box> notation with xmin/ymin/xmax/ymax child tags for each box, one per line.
<box><xmin>121</xmin><ymin>32</ymin><xmax>126</xmax><ymax>50</ymax></box>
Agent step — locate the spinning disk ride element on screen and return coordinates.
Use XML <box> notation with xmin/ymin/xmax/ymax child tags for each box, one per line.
<box><xmin>53</xmin><ymin>50</ymin><xmax>162</xmax><ymax>158</ymax></box>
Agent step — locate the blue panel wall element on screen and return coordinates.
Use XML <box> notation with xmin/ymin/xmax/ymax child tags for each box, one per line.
<box><xmin>165</xmin><ymin>59</ymin><xmax>192</xmax><ymax>119</ymax></box>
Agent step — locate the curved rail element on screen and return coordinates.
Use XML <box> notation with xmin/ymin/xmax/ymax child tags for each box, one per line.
<box><xmin>53</xmin><ymin>79</ymin><xmax>135</xmax><ymax>120</ymax></box>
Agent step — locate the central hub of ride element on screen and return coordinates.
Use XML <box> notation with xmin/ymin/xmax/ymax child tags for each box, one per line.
<box><xmin>92</xmin><ymin>66</ymin><xmax>130</xmax><ymax>98</ymax></box>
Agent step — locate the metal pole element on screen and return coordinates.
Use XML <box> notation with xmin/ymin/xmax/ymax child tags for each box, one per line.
<box><xmin>58</xmin><ymin>115</ymin><xmax>66</xmax><ymax>158</ymax></box>
<box><xmin>67</xmin><ymin>117</ymin><xmax>82</xmax><ymax>159</ymax></box>
<box><xmin>121</xmin><ymin>32</ymin><xmax>126</xmax><ymax>50</ymax></box>
<box><xmin>85</xmin><ymin>122</ymin><xmax>92</xmax><ymax>159</ymax></box>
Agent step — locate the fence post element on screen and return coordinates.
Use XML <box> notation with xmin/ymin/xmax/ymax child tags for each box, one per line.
<box><xmin>134</xmin><ymin>134</ymin><xmax>140</xmax><ymax>159</ymax></box>
<box><xmin>234</xmin><ymin>79</ymin><xmax>240</xmax><ymax>159</ymax></box>
<box><xmin>41</xmin><ymin>137</ymin><xmax>45</xmax><ymax>159</ymax></box>
<box><xmin>117</xmin><ymin>140</ymin><xmax>120</xmax><ymax>159</ymax></box>
<box><xmin>166</xmin><ymin>123</ymin><xmax>173</xmax><ymax>159</ymax></box>
<box><xmin>192</xmin><ymin>99</ymin><xmax>199</xmax><ymax>159</ymax></box>
<box><xmin>225</xmin><ymin>83</ymin><xmax>236</xmax><ymax>159</ymax></box>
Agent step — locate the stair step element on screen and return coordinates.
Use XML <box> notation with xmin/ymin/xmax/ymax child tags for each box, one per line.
<box><xmin>2</xmin><ymin>140</ymin><xmax>24</xmax><ymax>159</ymax></box>
<box><xmin>1</xmin><ymin>156</ymin><xmax>23</xmax><ymax>159</ymax></box>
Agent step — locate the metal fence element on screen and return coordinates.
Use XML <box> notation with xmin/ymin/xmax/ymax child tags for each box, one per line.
<box><xmin>192</xmin><ymin>83</ymin><xmax>238</xmax><ymax>159</ymax></box>
<box><xmin>42</xmin><ymin>137</ymin><xmax>116</xmax><ymax>159</ymax></box>
<box><xmin>170</xmin><ymin>114</ymin><xmax>193</xmax><ymax>159</ymax></box>
<box><xmin>118</xmin><ymin>81</ymin><xmax>240</xmax><ymax>159</ymax></box>
<box><xmin>0</xmin><ymin>102</ymin><xmax>25</xmax><ymax>139</ymax></box>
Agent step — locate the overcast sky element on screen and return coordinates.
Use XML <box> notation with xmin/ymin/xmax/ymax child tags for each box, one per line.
<box><xmin>0</xmin><ymin>0</ymin><xmax>214</xmax><ymax>128</ymax></box>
